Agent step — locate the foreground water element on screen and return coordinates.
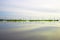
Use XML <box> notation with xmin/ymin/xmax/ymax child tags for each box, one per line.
<box><xmin>0</xmin><ymin>21</ymin><xmax>60</xmax><ymax>40</ymax></box>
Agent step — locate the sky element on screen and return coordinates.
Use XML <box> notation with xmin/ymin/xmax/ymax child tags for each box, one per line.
<box><xmin>0</xmin><ymin>0</ymin><xmax>60</xmax><ymax>19</ymax></box>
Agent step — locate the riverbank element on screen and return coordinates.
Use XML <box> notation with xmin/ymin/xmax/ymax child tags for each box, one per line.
<box><xmin>0</xmin><ymin>19</ymin><xmax>59</xmax><ymax>22</ymax></box>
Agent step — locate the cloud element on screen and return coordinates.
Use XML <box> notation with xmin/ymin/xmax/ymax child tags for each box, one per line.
<box><xmin>1</xmin><ymin>0</ymin><xmax>59</xmax><ymax>12</ymax></box>
<box><xmin>0</xmin><ymin>0</ymin><xmax>60</xmax><ymax>19</ymax></box>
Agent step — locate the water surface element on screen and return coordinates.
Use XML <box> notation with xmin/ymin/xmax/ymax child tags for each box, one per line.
<box><xmin>0</xmin><ymin>21</ymin><xmax>60</xmax><ymax>40</ymax></box>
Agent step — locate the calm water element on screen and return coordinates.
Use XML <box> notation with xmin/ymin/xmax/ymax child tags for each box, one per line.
<box><xmin>0</xmin><ymin>21</ymin><xmax>60</xmax><ymax>40</ymax></box>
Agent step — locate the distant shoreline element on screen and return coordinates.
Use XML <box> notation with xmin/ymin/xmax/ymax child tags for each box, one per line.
<box><xmin>0</xmin><ymin>19</ymin><xmax>59</xmax><ymax>22</ymax></box>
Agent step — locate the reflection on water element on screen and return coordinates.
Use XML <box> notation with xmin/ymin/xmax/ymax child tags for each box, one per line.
<box><xmin>0</xmin><ymin>21</ymin><xmax>60</xmax><ymax>40</ymax></box>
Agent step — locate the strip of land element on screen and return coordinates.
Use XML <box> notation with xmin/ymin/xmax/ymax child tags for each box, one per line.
<box><xmin>0</xmin><ymin>19</ymin><xmax>59</xmax><ymax>22</ymax></box>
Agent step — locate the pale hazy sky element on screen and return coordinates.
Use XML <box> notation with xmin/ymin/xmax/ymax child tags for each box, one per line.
<box><xmin>0</xmin><ymin>0</ymin><xmax>60</xmax><ymax>19</ymax></box>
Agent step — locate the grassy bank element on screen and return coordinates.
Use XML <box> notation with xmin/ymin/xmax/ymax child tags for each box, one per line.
<box><xmin>0</xmin><ymin>19</ymin><xmax>59</xmax><ymax>22</ymax></box>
